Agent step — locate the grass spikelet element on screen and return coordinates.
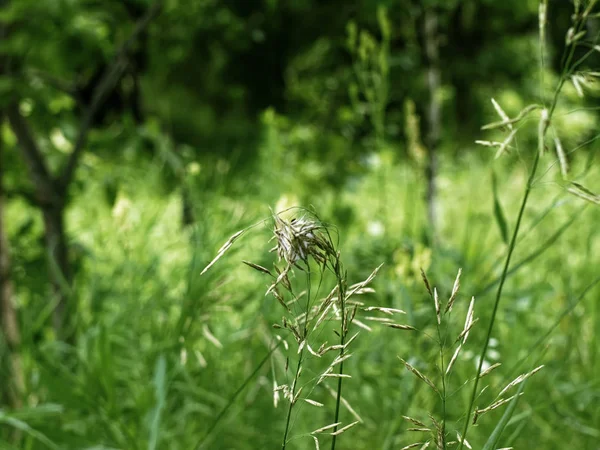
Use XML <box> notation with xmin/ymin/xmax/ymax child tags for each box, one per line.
<box><xmin>363</xmin><ymin>306</ymin><xmax>406</xmax><ymax>315</ymax></box>
<box><xmin>567</xmin><ymin>182</ymin><xmax>600</xmax><ymax>205</ymax></box>
<box><xmin>291</xmin><ymin>386</ymin><xmax>304</xmax><ymax>405</ymax></box>
<box><xmin>445</xmin><ymin>268</ymin><xmax>462</xmax><ymax>313</ymax></box>
<box><xmin>202</xmin><ymin>324</ymin><xmax>223</xmax><ymax>349</ymax></box>
<box><xmin>433</xmin><ymin>288</ymin><xmax>441</xmax><ymax>325</ymax></box>
<box><xmin>387</xmin><ymin>324</ymin><xmax>417</xmax><ymax>331</ymax></box>
<box><xmin>400</xmin><ymin>443</ymin><xmax>427</xmax><ymax>450</ymax></box>
<box><xmin>242</xmin><ymin>260</ymin><xmax>273</xmax><ymax>276</ymax></box>
<box><xmin>201</xmin><ymin>229</ymin><xmax>246</xmax><ymax>275</ymax></box>
<box><xmin>323</xmin><ymin>383</ymin><xmax>363</xmax><ymax>422</ymax></box>
<box><xmin>491</xmin><ymin>98</ymin><xmax>512</xmax><ymax>129</ymax></box>
<box><xmin>399</xmin><ymin>358</ymin><xmax>440</xmax><ymax>395</ymax></box>
<box><xmin>475</xmin><ymin>140</ymin><xmax>503</xmax><ymax>148</ymax></box>
<box><xmin>312</xmin><ymin>436</ymin><xmax>320</xmax><ymax>450</ymax></box>
<box><xmin>479</xmin><ymin>362</ymin><xmax>502</xmax><ymax>378</ymax></box>
<box><xmin>455</xmin><ymin>318</ymin><xmax>478</xmax><ymax>345</ymax></box>
<box><xmin>331</xmin><ymin>353</ymin><xmax>353</xmax><ymax>367</ymax></box>
<box><xmin>474</xmin><ymin>393</ymin><xmax>524</xmax><ymax>423</ymax></box>
<box><xmin>456</xmin><ymin>432</ymin><xmax>473</xmax><ymax>450</ymax></box>
<box><xmin>312</xmin><ymin>423</ymin><xmax>342</xmax><ymax>434</ymax></box>
<box><xmin>351</xmin><ymin>319</ymin><xmax>372</xmax><ymax>331</ymax></box>
<box><xmin>420</xmin><ymin>269</ymin><xmax>433</xmax><ymax>298</ymax></box>
<box><xmin>402</xmin><ymin>416</ymin><xmax>428</xmax><ymax>428</ymax></box>
<box><xmin>553</xmin><ymin>136</ymin><xmax>569</xmax><ymax>179</ymax></box>
<box><xmin>475</xmin><ymin>139</ymin><xmax>502</xmax><ymax>147</ymax></box>
<box><xmin>539</xmin><ymin>0</ymin><xmax>548</xmax><ymax>42</ymax></box>
<box><xmin>495</xmin><ymin>128</ymin><xmax>518</xmax><ymax>159</ymax></box>
<box><xmin>481</xmin><ymin>104</ymin><xmax>542</xmax><ymax>130</ymax></box>
<box><xmin>304</xmin><ymin>399</ymin><xmax>324</xmax><ymax>407</ymax></box>
<box><xmin>329</xmin><ymin>421</ymin><xmax>359</xmax><ymax>436</ymax></box>
<box><xmin>345</xmin><ymin>264</ymin><xmax>384</xmax><ymax>299</ymax></box>
<box><xmin>364</xmin><ymin>316</ymin><xmax>395</xmax><ymax>323</ymax></box>
<box><xmin>571</xmin><ymin>74</ymin><xmax>585</xmax><ymax>97</ymax></box>
<box><xmin>538</xmin><ymin>108</ymin><xmax>549</xmax><ymax>156</ymax></box>
<box><xmin>273</xmin><ymin>380</ymin><xmax>280</xmax><ymax>407</ymax></box>
<box><xmin>496</xmin><ymin>365</ymin><xmax>544</xmax><ymax>399</ymax></box>
<box><xmin>460</xmin><ymin>297</ymin><xmax>476</xmax><ymax>344</ymax></box>
<box><xmin>321</xmin><ymin>373</ymin><xmax>352</xmax><ymax>379</ymax></box>
<box><xmin>445</xmin><ymin>344</ymin><xmax>462</xmax><ymax>375</ymax></box>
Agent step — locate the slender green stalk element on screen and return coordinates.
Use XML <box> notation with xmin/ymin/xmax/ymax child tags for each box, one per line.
<box><xmin>435</xmin><ymin>320</ymin><xmax>447</xmax><ymax>449</ymax></box>
<box><xmin>282</xmin><ymin>269</ymin><xmax>313</xmax><ymax>450</ymax></box>
<box><xmin>282</xmin><ymin>349</ymin><xmax>306</xmax><ymax>450</ymax></box>
<box><xmin>330</xmin><ymin>259</ymin><xmax>347</xmax><ymax>450</ymax></box>
<box><xmin>458</xmin><ymin>6</ymin><xmax>589</xmax><ymax>447</ymax></box>
<box><xmin>197</xmin><ymin>340</ymin><xmax>282</xmax><ymax>450</ymax></box>
<box><xmin>457</xmin><ymin>150</ymin><xmax>540</xmax><ymax>448</ymax></box>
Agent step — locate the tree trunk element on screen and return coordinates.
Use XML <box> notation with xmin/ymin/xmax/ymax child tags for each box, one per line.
<box><xmin>5</xmin><ymin>105</ymin><xmax>73</xmax><ymax>341</ymax></box>
<box><xmin>41</xmin><ymin>204</ymin><xmax>71</xmax><ymax>335</ymax></box>
<box><xmin>424</xmin><ymin>9</ymin><xmax>442</xmax><ymax>243</ymax></box>
<box><xmin>0</xmin><ymin>114</ymin><xmax>24</xmax><ymax>408</ymax></box>
<box><xmin>4</xmin><ymin>1</ymin><xmax>159</xmax><ymax>341</ymax></box>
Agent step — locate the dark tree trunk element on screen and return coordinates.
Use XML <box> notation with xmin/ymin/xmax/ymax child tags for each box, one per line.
<box><xmin>424</xmin><ymin>9</ymin><xmax>441</xmax><ymax>243</ymax></box>
<box><xmin>0</xmin><ymin>114</ymin><xmax>24</xmax><ymax>408</ymax></box>
<box><xmin>4</xmin><ymin>1</ymin><xmax>159</xmax><ymax>341</ymax></box>
<box><xmin>41</xmin><ymin>204</ymin><xmax>71</xmax><ymax>334</ymax></box>
<box><xmin>6</xmin><ymin>105</ymin><xmax>73</xmax><ymax>341</ymax></box>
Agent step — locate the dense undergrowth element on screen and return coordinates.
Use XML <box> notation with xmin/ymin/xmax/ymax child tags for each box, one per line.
<box><xmin>2</xmin><ymin>1</ymin><xmax>600</xmax><ymax>449</ymax></box>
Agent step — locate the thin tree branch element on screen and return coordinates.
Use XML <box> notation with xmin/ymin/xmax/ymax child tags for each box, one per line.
<box><xmin>58</xmin><ymin>1</ymin><xmax>161</xmax><ymax>191</ymax></box>
<box><xmin>24</xmin><ymin>69</ymin><xmax>79</xmax><ymax>97</ymax></box>
<box><xmin>4</xmin><ymin>187</ymin><xmax>39</xmax><ymax>206</ymax></box>
<box><xmin>5</xmin><ymin>103</ymin><xmax>58</xmax><ymax>206</ymax></box>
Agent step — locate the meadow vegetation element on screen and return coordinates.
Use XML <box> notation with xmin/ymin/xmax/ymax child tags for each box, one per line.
<box><xmin>1</xmin><ymin>1</ymin><xmax>600</xmax><ymax>449</ymax></box>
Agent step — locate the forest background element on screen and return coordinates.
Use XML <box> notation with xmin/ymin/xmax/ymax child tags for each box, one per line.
<box><xmin>1</xmin><ymin>0</ymin><xmax>600</xmax><ymax>449</ymax></box>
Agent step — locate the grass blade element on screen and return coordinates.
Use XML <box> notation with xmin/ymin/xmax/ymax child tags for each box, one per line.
<box><xmin>148</xmin><ymin>354</ymin><xmax>167</xmax><ymax>450</ymax></box>
<box><xmin>481</xmin><ymin>380</ymin><xmax>527</xmax><ymax>450</ymax></box>
<box><xmin>492</xmin><ymin>169</ymin><xmax>509</xmax><ymax>245</ymax></box>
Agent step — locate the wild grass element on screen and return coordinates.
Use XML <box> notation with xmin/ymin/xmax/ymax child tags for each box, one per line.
<box><xmin>2</xmin><ymin>2</ymin><xmax>600</xmax><ymax>450</ymax></box>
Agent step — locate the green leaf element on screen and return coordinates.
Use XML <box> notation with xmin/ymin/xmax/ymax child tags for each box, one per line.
<box><xmin>148</xmin><ymin>354</ymin><xmax>167</xmax><ymax>450</ymax></box>
<box><xmin>492</xmin><ymin>169</ymin><xmax>509</xmax><ymax>245</ymax></box>
<box><xmin>0</xmin><ymin>412</ymin><xmax>59</xmax><ymax>449</ymax></box>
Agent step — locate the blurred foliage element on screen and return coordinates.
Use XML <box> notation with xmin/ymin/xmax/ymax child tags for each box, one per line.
<box><xmin>2</xmin><ymin>0</ymin><xmax>600</xmax><ymax>449</ymax></box>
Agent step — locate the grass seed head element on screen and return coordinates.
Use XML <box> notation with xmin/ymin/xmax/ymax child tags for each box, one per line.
<box><xmin>273</xmin><ymin>214</ymin><xmax>334</xmax><ymax>268</ymax></box>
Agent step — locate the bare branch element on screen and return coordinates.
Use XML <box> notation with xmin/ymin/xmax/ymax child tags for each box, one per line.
<box><xmin>4</xmin><ymin>187</ymin><xmax>39</xmax><ymax>206</ymax></box>
<box><xmin>25</xmin><ymin>69</ymin><xmax>79</xmax><ymax>97</ymax></box>
<box><xmin>6</xmin><ymin>103</ymin><xmax>59</xmax><ymax>206</ymax></box>
<box><xmin>59</xmin><ymin>1</ymin><xmax>162</xmax><ymax>191</ymax></box>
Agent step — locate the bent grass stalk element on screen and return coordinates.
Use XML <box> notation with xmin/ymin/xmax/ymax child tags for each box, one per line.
<box><xmin>458</xmin><ymin>3</ymin><xmax>594</xmax><ymax>447</ymax></box>
<box><xmin>458</xmin><ymin>148</ymin><xmax>540</xmax><ymax>448</ymax></box>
